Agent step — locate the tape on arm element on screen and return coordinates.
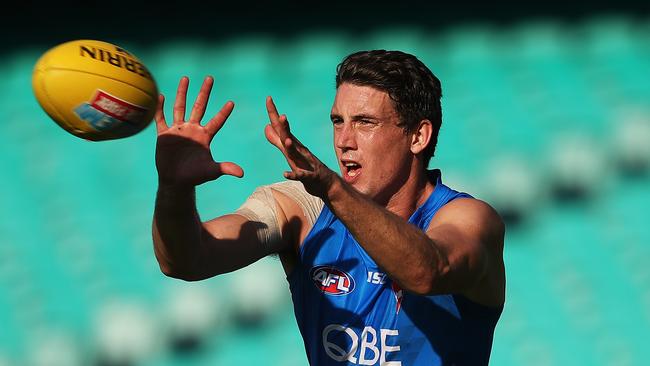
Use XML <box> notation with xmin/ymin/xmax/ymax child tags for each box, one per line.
<box><xmin>269</xmin><ymin>181</ymin><xmax>323</xmax><ymax>228</ymax></box>
<box><xmin>234</xmin><ymin>181</ymin><xmax>324</xmax><ymax>255</ymax></box>
<box><xmin>235</xmin><ymin>185</ymin><xmax>283</xmax><ymax>255</ymax></box>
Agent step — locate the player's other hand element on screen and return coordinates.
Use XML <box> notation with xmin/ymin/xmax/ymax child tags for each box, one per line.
<box><xmin>154</xmin><ymin>76</ymin><xmax>243</xmax><ymax>189</ymax></box>
<box><xmin>264</xmin><ymin>96</ymin><xmax>336</xmax><ymax>198</ymax></box>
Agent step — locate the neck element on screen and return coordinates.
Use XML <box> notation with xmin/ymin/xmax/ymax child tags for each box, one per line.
<box><xmin>384</xmin><ymin>168</ymin><xmax>435</xmax><ymax>220</ymax></box>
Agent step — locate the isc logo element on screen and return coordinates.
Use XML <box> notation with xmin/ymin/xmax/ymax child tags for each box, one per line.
<box><xmin>310</xmin><ymin>265</ymin><xmax>355</xmax><ymax>296</ymax></box>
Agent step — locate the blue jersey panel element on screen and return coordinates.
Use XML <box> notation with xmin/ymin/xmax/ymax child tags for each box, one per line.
<box><xmin>287</xmin><ymin>170</ymin><xmax>503</xmax><ymax>366</ymax></box>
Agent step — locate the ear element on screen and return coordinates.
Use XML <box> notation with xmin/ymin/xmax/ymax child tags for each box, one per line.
<box><xmin>410</xmin><ymin>119</ymin><xmax>433</xmax><ymax>155</ymax></box>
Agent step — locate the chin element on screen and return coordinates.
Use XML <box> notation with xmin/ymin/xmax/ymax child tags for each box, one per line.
<box><xmin>348</xmin><ymin>181</ymin><xmax>369</xmax><ymax>195</ymax></box>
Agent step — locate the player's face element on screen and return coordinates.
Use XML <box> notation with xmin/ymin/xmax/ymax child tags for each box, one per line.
<box><xmin>331</xmin><ymin>83</ymin><xmax>415</xmax><ymax>203</ymax></box>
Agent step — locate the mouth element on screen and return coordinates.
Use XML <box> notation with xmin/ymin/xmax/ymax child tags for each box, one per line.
<box><xmin>341</xmin><ymin>160</ymin><xmax>362</xmax><ymax>183</ymax></box>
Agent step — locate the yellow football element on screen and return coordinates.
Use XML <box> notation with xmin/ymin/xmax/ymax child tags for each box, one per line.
<box><xmin>32</xmin><ymin>39</ymin><xmax>158</xmax><ymax>141</ymax></box>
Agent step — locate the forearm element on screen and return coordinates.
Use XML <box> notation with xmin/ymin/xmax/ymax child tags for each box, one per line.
<box><xmin>152</xmin><ymin>185</ymin><xmax>204</xmax><ymax>279</ymax></box>
<box><xmin>324</xmin><ymin>177</ymin><xmax>447</xmax><ymax>294</ymax></box>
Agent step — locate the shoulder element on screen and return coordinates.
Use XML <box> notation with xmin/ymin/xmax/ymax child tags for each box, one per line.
<box><xmin>429</xmin><ymin>197</ymin><xmax>505</xmax><ymax>251</ymax></box>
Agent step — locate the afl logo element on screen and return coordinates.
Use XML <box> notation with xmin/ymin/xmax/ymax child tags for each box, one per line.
<box><xmin>310</xmin><ymin>265</ymin><xmax>355</xmax><ymax>296</ymax></box>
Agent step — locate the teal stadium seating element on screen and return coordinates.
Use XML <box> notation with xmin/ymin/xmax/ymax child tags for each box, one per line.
<box><xmin>0</xmin><ymin>15</ymin><xmax>648</xmax><ymax>366</ymax></box>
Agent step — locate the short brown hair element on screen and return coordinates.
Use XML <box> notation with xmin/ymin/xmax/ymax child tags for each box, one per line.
<box><xmin>336</xmin><ymin>50</ymin><xmax>442</xmax><ymax>166</ymax></box>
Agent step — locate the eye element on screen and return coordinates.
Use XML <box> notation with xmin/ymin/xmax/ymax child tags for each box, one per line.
<box><xmin>355</xmin><ymin>118</ymin><xmax>377</xmax><ymax>127</ymax></box>
<box><xmin>331</xmin><ymin>117</ymin><xmax>343</xmax><ymax>125</ymax></box>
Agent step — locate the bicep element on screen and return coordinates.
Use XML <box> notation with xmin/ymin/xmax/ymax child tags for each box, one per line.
<box><xmin>193</xmin><ymin>185</ymin><xmax>291</xmax><ymax>279</ymax></box>
<box><xmin>193</xmin><ymin>182</ymin><xmax>319</xmax><ymax>280</ymax></box>
<box><xmin>195</xmin><ymin>213</ymin><xmax>275</xmax><ymax>277</ymax></box>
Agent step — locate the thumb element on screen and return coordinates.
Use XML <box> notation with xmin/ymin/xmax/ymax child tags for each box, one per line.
<box><xmin>201</xmin><ymin>161</ymin><xmax>244</xmax><ymax>182</ymax></box>
<box><xmin>264</xmin><ymin>123</ymin><xmax>284</xmax><ymax>151</ymax></box>
<box><xmin>206</xmin><ymin>161</ymin><xmax>244</xmax><ymax>180</ymax></box>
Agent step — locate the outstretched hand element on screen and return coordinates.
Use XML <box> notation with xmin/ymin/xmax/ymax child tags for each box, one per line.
<box><xmin>155</xmin><ymin>76</ymin><xmax>243</xmax><ymax>189</ymax></box>
<box><xmin>264</xmin><ymin>96</ymin><xmax>336</xmax><ymax>197</ymax></box>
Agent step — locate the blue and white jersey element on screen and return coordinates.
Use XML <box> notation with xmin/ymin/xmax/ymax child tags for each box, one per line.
<box><xmin>287</xmin><ymin>170</ymin><xmax>503</xmax><ymax>365</ymax></box>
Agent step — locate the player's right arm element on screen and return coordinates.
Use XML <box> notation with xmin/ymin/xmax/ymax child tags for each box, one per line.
<box><xmin>152</xmin><ymin>76</ymin><xmax>290</xmax><ymax>281</ymax></box>
<box><xmin>153</xmin><ymin>189</ymin><xmax>275</xmax><ymax>281</ymax></box>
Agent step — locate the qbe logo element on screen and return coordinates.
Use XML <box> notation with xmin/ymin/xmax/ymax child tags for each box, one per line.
<box><xmin>310</xmin><ymin>265</ymin><xmax>355</xmax><ymax>296</ymax></box>
<box><xmin>322</xmin><ymin>324</ymin><xmax>401</xmax><ymax>365</ymax></box>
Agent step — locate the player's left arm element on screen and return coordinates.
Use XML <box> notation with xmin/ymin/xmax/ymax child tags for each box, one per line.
<box><xmin>316</xmin><ymin>176</ymin><xmax>505</xmax><ymax>303</ymax></box>
<box><xmin>264</xmin><ymin>96</ymin><xmax>505</xmax><ymax>301</ymax></box>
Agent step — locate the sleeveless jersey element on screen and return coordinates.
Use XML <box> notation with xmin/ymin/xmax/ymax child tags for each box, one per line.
<box><xmin>287</xmin><ymin>170</ymin><xmax>503</xmax><ymax>365</ymax></box>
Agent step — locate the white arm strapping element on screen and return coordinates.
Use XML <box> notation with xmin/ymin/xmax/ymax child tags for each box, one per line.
<box><xmin>234</xmin><ymin>180</ymin><xmax>324</xmax><ymax>255</ymax></box>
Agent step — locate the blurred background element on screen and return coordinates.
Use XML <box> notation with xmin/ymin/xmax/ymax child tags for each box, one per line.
<box><xmin>1</xmin><ymin>1</ymin><xmax>649</xmax><ymax>365</ymax></box>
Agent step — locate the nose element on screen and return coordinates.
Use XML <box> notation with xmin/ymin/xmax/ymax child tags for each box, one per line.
<box><xmin>335</xmin><ymin>122</ymin><xmax>357</xmax><ymax>151</ymax></box>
